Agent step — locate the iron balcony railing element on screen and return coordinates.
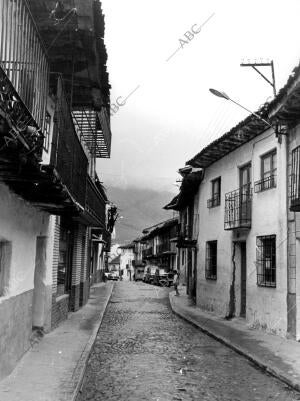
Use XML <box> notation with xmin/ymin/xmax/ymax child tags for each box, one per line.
<box><xmin>224</xmin><ymin>184</ymin><xmax>252</xmax><ymax>230</ymax></box>
<box><xmin>0</xmin><ymin>65</ymin><xmax>44</xmax><ymax>157</ymax></box>
<box><xmin>72</xmin><ymin>108</ymin><xmax>111</xmax><ymax>159</ymax></box>
<box><xmin>207</xmin><ymin>194</ymin><xmax>221</xmax><ymax>208</ymax></box>
<box><xmin>0</xmin><ymin>0</ymin><xmax>49</xmax><ymax>130</ymax></box>
<box><xmin>291</xmin><ymin>146</ymin><xmax>300</xmax><ymax>211</ymax></box>
<box><xmin>254</xmin><ymin>175</ymin><xmax>277</xmax><ymax>193</ymax></box>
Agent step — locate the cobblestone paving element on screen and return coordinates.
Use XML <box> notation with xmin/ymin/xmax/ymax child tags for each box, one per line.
<box><xmin>77</xmin><ymin>282</ymin><xmax>300</xmax><ymax>401</ymax></box>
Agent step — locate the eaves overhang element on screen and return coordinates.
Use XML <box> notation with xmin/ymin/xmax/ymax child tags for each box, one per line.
<box><xmin>142</xmin><ymin>218</ymin><xmax>179</xmax><ymax>238</ymax></box>
<box><xmin>187</xmin><ymin>114</ymin><xmax>269</xmax><ymax>168</ymax></box>
<box><xmin>268</xmin><ymin>64</ymin><xmax>300</xmax><ymax>124</ymax></box>
<box><xmin>164</xmin><ymin>170</ymin><xmax>203</xmax><ymax>211</ymax></box>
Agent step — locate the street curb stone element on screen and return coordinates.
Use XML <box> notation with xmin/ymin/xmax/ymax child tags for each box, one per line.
<box><xmin>169</xmin><ymin>292</ymin><xmax>300</xmax><ymax>393</ymax></box>
<box><xmin>71</xmin><ymin>282</ymin><xmax>115</xmax><ymax>401</ymax></box>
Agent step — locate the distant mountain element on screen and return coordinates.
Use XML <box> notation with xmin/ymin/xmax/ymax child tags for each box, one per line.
<box><xmin>106</xmin><ymin>186</ymin><xmax>175</xmax><ymax>244</ymax></box>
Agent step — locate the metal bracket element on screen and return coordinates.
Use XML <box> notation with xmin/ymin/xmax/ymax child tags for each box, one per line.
<box><xmin>241</xmin><ymin>59</ymin><xmax>276</xmax><ymax>97</ymax></box>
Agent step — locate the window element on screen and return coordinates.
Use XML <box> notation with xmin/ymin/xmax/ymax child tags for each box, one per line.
<box><xmin>43</xmin><ymin>112</ymin><xmax>51</xmax><ymax>152</ymax></box>
<box><xmin>256</xmin><ymin>235</ymin><xmax>276</xmax><ymax>287</ymax></box>
<box><xmin>205</xmin><ymin>241</ymin><xmax>217</xmax><ymax>280</ymax></box>
<box><xmin>0</xmin><ymin>242</ymin><xmax>12</xmax><ymax>297</ymax></box>
<box><xmin>182</xmin><ymin>249</ymin><xmax>185</xmax><ymax>264</ymax></box>
<box><xmin>207</xmin><ymin>177</ymin><xmax>221</xmax><ymax>208</ymax></box>
<box><xmin>255</xmin><ymin>151</ymin><xmax>277</xmax><ymax>192</ymax></box>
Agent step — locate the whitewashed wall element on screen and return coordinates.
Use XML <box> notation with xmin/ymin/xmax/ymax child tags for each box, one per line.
<box><xmin>0</xmin><ymin>182</ymin><xmax>54</xmax><ymax>379</ymax></box>
<box><xmin>196</xmin><ymin>128</ymin><xmax>288</xmax><ymax>336</ymax></box>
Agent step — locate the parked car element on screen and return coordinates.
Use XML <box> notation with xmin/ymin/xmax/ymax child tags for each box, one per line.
<box><xmin>143</xmin><ymin>265</ymin><xmax>157</xmax><ymax>284</ymax></box>
<box><xmin>160</xmin><ymin>270</ymin><xmax>175</xmax><ymax>287</ymax></box>
<box><xmin>105</xmin><ymin>271</ymin><xmax>119</xmax><ymax>281</ymax></box>
<box><xmin>134</xmin><ymin>266</ymin><xmax>145</xmax><ymax>281</ymax></box>
<box><xmin>155</xmin><ymin>269</ymin><xmax>175</xmax><ymax>287</ymax></box>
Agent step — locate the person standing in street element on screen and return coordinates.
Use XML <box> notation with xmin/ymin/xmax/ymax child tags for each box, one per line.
<box><xmin>173</xmin><ymin>270</ymin><xmax>180</xmax><ymax>296</ymax></box>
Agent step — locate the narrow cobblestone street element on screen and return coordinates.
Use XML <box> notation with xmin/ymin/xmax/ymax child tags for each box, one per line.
<box><xmin>77</xmin><ymin>282</ymin><xmax>300</xmax><ymax>401</ymax></box>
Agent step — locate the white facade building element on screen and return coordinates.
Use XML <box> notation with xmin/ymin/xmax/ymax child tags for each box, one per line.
<box><xmin>119</xmin><ymin>245</ymin><xmax>135</xmax><ymax>281</ymax></box>
<box><xmin>191</xmin><ymin>127</ymin><xmax>288</xmax><ymax>336</ymax></box>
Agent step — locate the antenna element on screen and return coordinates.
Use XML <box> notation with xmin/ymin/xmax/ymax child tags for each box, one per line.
<box><xmin>240</xmin><ymin>59</ymin><xmax>276</xmax><ymax>97</ymax></box>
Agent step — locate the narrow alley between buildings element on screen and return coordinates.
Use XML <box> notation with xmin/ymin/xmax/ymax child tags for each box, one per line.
<box><xmin>77</xmin><ymin>282</ymin><xmax>300</xmax><ymax>401</ymax></box>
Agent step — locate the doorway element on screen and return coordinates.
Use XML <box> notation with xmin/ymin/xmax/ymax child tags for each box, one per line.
<box><xmin>32</xmin><ymin>236</ymin><xmax>48</xmax><ymax>329</ymax></box>
<box><xmin>240</xmin><ymin>242</ymin><xmax>247</xmax><ymax>318</ymax></box>
<box><xmin>192</xmin><ymin>249</ymin><xmax>197</xmax><ymax>304</ymax></box>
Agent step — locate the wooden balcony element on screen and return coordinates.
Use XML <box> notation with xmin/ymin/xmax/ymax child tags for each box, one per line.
<box><xmin>0</xmin><ymin>3</ymin><xmax>88</xmax><ymax>214</ymax></box>
<box><xmin>157</xmin><ymin>242</ymin><xmax>177</xmax><ymax>255</ymax></box>
<box><xmin>224</xmin><ymin>185</ymin><xmax>252</xmax><ymax>230</ymax></box>
<box><xmin>176</xmin><ymin>223</ymin><xmax>196</xmax><ymax>248</ymax></box>
<box><xmin>0</xmin><ymin>0</ymin><xmax>48</xmax><ymax>163</ymax></box>
<box><xmin>142</xmin><ymin>247</ymin><xmax>153</xmax><ymax>259</ymax></box>
<box><xmin>157</xmin><ymin>242</ymin><xmax>170</xmax><ymax>254</ymax></box>
<box><xmin>27</xmin><ymin>0</ymin><xmax>112</xmax><ymax>158</ymax></box>
<box><xmin>49</xmin><ymin>75</ymin><xmax>88</xmax><ymax>208</ymax></box>
<box><xmin>0</xmin><ymin>0</ymin><xmax>49</xmax><ymax>130</ymax></box>
<box><xmin>84</xmin><ymin>177</ymin><xmax>107</xmax><ymax>228</ymax></box>
<box><xmin>0</xmin><ymin>65</ymin><xmax>44</xmax><ymax>159</ymax></box>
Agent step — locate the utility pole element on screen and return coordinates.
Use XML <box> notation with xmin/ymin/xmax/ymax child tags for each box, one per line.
<box><xmin>240</xmin><ymin>59</ymin><xmax>276</xmax><ymax>97</ymax></box>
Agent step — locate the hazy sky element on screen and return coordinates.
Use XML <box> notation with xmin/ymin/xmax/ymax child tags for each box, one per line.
<box><xmin>97</xmin><ymin>0</ymin><xmax>300</xmax><ymax>193</ymax></box>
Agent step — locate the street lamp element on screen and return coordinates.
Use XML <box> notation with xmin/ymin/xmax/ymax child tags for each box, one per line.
<box><xmin>209</xmin><ymin>88</ymin><xmax>272</xmax><ymax>128</ymax></box>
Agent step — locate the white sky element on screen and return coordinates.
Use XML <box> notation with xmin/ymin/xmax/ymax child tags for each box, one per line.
<box><xmin>97</xmin><ymin>0</ymin><xmax>300</xmax><ymax>193</ymax></box>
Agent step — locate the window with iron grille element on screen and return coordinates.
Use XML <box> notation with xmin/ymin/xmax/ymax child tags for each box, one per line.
<box><xmin>256</xmin><ymin>235</ymin><xmax>276</xmax><ymax>287</ymax></box>
<box><xmin>255</xmin><ymin>150</ymin><xmax>277</xmax><ymax>192</ymax></box>
<box><xmin>205</xmin><ymin>241</ymin><xmax>217</xmax><ymax>280</ymax></box>
<box><xmin>207</xmin><ymin>177</ymin><xmax>221</xmax><ymax>208</ymax></box>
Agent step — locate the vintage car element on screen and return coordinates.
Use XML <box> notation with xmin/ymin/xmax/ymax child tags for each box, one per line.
<box><xmin>143</xmin><ymin>265</ymin><xmax>157</xmax><ymax>284</ymax></box>
<box><xmin>155</xmin><ymin>269</ymin><xmax>175</xmax><ymax>287</ymax></box>
<box><xmin>152</xmin><ymin>267</ymin><xmax>164</xmax><ymax>286</ymax></box>
<box><xmin>134</xmin><ymin>266</ymin><xmax>145</xmax><ymax>281</ymax></box>
<box><xmin>105</xmin><ymin>270</ymin><xmax>119</xmax><ymax>281</ymax></box>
